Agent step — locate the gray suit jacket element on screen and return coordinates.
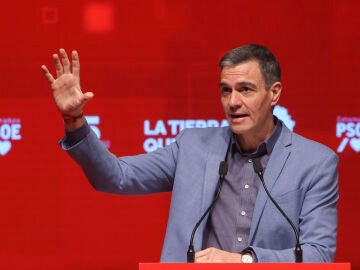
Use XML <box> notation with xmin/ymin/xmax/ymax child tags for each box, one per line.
<box><xmin>61</xmin><ymin>121</ymin><xmax>338</xmax><ymax>262</ymax></box>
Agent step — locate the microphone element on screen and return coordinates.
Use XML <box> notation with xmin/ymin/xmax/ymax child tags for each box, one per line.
<box><xmin>252</xmin><ymin>158</ymin><xmax>303</xmax><ymax>263</ymax></box>
<box><xmin>187</xmin><ymin>161</ymin><xmax>228</xmax><ymax>263</ymax></box>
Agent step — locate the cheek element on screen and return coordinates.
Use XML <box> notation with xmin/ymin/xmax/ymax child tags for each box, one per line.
<box><xmin>220</xmin><ymin>97</ymin><xmax>228</xmax><ymax>108</ymax></box>
<box><xmin>244</xmin><ymin>99</ymin><xmax>258</xmax><ymax>112</ymax></box>
<box><xmin>254</xmin><ymin>95</ymin><xmax>271</xmax><ymax>110</ymax></box>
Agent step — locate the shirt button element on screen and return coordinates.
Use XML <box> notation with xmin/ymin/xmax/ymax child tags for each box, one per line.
<box><xmin>241</xmin><ymin>210</ymin><xmax>246</xmax><ymax>216</ymax></box>
<box><xmin>248</xmin><ymin>159</ymin><xmax>252</xmax><ymax>163</ymax></box>
<box><xmin>244</xmin><ymin>184</ymin><xmax>249</xmax><ymax>189</ymax></box>
<box><xmin>237</xmin><ymin>236</ymin><xmax>243</xmax><ymax>242</ymax></box>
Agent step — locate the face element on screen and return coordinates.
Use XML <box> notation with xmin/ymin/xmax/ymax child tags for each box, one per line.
<box><xmin>220</xmin><ymin>60</ymin><xmax>281</xmax><ymax>141</ymax></box>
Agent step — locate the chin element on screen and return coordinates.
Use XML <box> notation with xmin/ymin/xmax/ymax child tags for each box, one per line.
<box><xmin>229</xmin><ymin>125</ymin><xmax>249</xmax><ymax>136</ymax></box>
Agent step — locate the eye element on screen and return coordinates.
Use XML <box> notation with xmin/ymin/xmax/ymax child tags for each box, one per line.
<box><xmin>221</xmin><ymin>87</ymin><xmax>232</xmax><ymax>93</ymax></box>
<box><xmin>238</xmin><ymin>86</ymin><xmax>254</xmax><ymax>95</ymax></box>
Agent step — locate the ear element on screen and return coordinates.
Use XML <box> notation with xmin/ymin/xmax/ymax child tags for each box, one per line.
<box><xmin>269</xmin><ymin>82</ymin><xmax>282</xmax><ymax>106</ymax></box>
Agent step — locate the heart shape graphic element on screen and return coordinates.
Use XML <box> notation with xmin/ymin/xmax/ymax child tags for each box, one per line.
<box><xmin>0</xmin><ymin>140</ymin><xmax>12</xmax><ymax>156</ymax></box>
<box><xmin>350</xmin><ymin>138</ymin><xmax>360</xmax><ymax>152</ymax></box>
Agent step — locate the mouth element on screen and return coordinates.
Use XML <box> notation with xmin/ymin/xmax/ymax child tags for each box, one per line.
<box><xmin>229</xmin><ymin>113</ymin><xmax>249</xmax><ymax>119</ymax></box>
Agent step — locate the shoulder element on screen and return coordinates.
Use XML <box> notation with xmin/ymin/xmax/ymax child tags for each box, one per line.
<box><xmin>171</xmin><ymin>127</ymin><xmax>231</xmax><ymax>156</ymax></box>
<box><xmin>294</xmin><ymin>133</ymin><xmax>336</xmax><ymax>156</ymax></box>
<box><xmin>176</xmin><ymin>126</ymin><xmax>231</xmax><ymax>143</ymax></box>
<box><xmin>280</xmin><ymin>125</ymin><xmax>338</xmax><ymax>162</ymax></box>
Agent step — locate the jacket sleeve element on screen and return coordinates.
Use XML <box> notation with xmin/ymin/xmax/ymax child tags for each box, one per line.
<box><xmin>60</xmin><ymin>128</ymin><xmax>185</xmax><ymax>195</ymax></box>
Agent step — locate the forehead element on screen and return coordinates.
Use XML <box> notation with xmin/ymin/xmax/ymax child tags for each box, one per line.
<box><xmin>220</xmin><ymin>60</ymin><xmax>262</xmax><ymax>82</ymax></box>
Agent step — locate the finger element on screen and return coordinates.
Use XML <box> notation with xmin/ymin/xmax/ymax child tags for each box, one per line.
<box><xmin>52</xmin><ymin>53</ymin><xmax>63</xmax><ymax>77</ymax></box>
<box><xmin>41</xmin><ymin>65</ymin><xmax>55</xmax><ymax>84</ymax></box>
<box><xmin>59</xmin><ymin>48</ymin><xmax>71</xmax><ymax>73</ymax></box>
<box><xmin>195</xmin><ymin>249</ymin><xmax>208</xmax><ymax>259</ymax></box>
<box><xmin>195</xmin><ymin>254</ymin><xmax>208</xmax><ymax>263</ymax></box>
<box><xmin>72</xmin><ymin>50</ymin><xmax>80</xmax><ymax>77</ymax></box>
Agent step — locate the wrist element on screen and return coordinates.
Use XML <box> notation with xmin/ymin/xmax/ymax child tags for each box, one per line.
<box><xmin>62</xmin><ymin>112</ymin><xmax>86</xmax><ymax>131</ymax></box>
<box><xmin>241</xmin><ymin>247</ymin><xmax>257</xmax><ymax>263</ymax></box>
<box><xmin>241</xmin><ymin>253</ymin><xmax>253</xmax><ymax>263</ymax></box>
<box><xmin>62</xmin><ymin>112</ymin><xmax>84</xmax><ymax>122</ymax></box>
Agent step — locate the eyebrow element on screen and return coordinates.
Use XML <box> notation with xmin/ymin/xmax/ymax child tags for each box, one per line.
<box><xmin>219</xmin><ymin>81</ymin><xmax>257</xmax><ymax>89</ymax></box>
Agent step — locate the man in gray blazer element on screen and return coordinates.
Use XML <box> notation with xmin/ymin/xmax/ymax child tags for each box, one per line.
<box><xmin>41</xmin><ymin>44</ymin><xmax>338</xmax><ymax>263</ymax></box>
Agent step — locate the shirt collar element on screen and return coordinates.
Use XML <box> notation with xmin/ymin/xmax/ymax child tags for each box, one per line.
<box><xmin>231</xmin><ymin>116</ymin><xmax>283</xmax><ymax>158</ymax></box>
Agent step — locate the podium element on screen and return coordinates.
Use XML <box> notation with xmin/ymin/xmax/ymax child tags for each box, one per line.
<box><xmin>139</xmin><ymin>263</ymin><xmax>351</xmax><ymax>270</ymax></box>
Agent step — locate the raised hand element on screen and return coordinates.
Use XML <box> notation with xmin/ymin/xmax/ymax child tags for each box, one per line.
<box><xmin>41</xmin><ymin>49</ymin><xmax>94</xmax><ymax>120</ymax></box>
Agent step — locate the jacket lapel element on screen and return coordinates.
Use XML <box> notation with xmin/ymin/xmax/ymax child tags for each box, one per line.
<box><xmin>248</xmin><ymin>126</ymin><xmax>292</xmax><ymax>243</ymax></box>
<box><xmin>193</xmin><ymin>128</ymin><xmax>232</xmax><ymax>250</ymax></box>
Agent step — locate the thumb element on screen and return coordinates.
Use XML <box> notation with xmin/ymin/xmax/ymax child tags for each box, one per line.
<box><xmin>81</xmin><ymin>91</ymin><xmax>94</xmax><ymax>107</ymax></box>
<box><xmin>83</xmin><ymin>91</ymin><xmax>94</xmax><ymax>100</ymax></box>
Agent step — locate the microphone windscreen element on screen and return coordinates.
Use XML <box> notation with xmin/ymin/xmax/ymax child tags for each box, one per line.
<box><xmin>252</xmin><ymin>158</ymin><xmax>263</xmax><ymax>174</ymax></box>
<box><xmin>218</xmin><ymin>161</ymin><xmax>228</xmax><ymax>176</ymax></box>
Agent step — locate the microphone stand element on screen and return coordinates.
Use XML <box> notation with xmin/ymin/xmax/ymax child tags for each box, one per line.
<box><xmin>187</xmin><ymin>161</ymin><xmax>228</xmax><ymax>262</ymax></box>
<box><xmin>252</xmin><ymin>158</ymin><xmax>303</xmax><ymax>263</ymax></box>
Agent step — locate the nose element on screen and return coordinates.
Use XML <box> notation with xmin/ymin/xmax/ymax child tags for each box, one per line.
<box><xmin>228</xmin><ymin>90</ymin><xmax>243</xmax><ymax>110</ymax></box>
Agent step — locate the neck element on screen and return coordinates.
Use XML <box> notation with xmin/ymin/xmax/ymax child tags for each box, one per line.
<box><xmin>236</xmin><ymin>118</ymin><xmax>275</xmax><ymax>153</ymax></box>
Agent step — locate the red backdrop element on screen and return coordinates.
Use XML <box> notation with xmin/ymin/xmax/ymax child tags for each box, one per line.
<box><xmin>0</xmin><ymin>0</ymin><xmax>359</xmax><ymax>269</ymax></box>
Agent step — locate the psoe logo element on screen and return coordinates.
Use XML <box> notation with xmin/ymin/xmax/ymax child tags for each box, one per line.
<box><xmin>336</xmin><ymin>116</ymin><xmax>360</xmax><ymax>153</ymax></box>
<box><xmin>0</xmin><ymin>118</ymin><xmax>22</xmax><ymax>156</ymax></box>
<box><xmin>85</xmin><ymin>115</ymin><xmax>111</xmax><ymax>148</ymax></box>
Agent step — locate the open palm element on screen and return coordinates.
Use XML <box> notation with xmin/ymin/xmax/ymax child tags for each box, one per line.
<box><xmin>41</xmin><ymin>49</ymin><xmax>93</xmax><ymax>117</ymax></box>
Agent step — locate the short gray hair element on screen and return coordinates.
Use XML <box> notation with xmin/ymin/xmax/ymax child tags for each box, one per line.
<box><xmin>219</xmin><ymin>44</ymin><xmax>281</xmax><ymax>90</ymax></box>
